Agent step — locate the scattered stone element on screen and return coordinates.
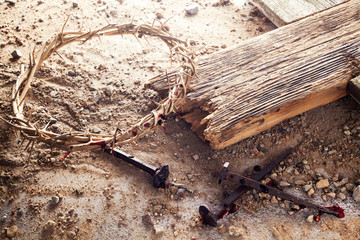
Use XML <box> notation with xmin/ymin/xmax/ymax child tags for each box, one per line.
<box><xmin>155</xmin><ymin>12</ymin><xmax>164</xmax><ymax>19</ymax></box>
<box><xmin>185</xmin><ymin>3</ymin><xmax>199</xmax><ymax>16</ymax></box>
<box><xmin>6</xmin><ymin>225</ymin><xmax>18</xmax><ymax>238</ymax></box>
<box><xmin>353</xmin><ymin>185</ymin><xmax>360</xmax><ymax>202</ymax></box>
<box><xmin>306</xmin><ymin>215</ymin><xmax>314</xmax><ymax>223</ymax></box>
<box><xmin>338</xmin><ymin>192</ymin><xmax>346</xmax><ymax>200</ymax></box>
<box><xmin>228</xmin><ymin>225</ymin><xmax>244</xmax><ymax>237</ymax></box>
<box><xmin>328</xmin><ymin>150</ymin><xmax>337</xmax><ymax>154</ymax></box>
<box><xmin>153</xmin><ymin>224</ymin><xmax>164</xmax><ymax>235</ymax></box>
<box><xmin>43</xmin><ymin>220</ymin><xmax>56</xmax><ymax>232</ymax></box>
<box><xmin>50</xmin><ymin>196</ymin><xmax>60</xmax><ymax>205</ymax></box>
<box><xmin>221</xmin><ymin>44</ymin><xmax>227</xmax><ymax>49</ymax></box>
<box><xmin>192</xmin><ymin>154</ymin><xmax>199</xmax><ymax>161</ymax></box>
<box><xmin>334</xmin><ymin>178</ymin><xmax>349</xmax><ymax>188</ymax></box>
<box><xmin>307</xmin><ymin>188</ymin><xmax>315</xmax><ymax>196</ymax></box>
<box><xmin>67</xmin><ymin>230</ymin><xmax>77</xmax><ymax>239</ymax></box>
<box><xmin>344</xmin><ymin>130</ymin><xmax>351</xmax><ymax>136</ymax></box>
<box><xmin>92</xmin><ymin>126</ymin><xmax>102</xmax><ymax>133</ymax></box>
<box><xmin>326</xmin><ymin>192</ymin><xmax>336</xmax><ymax>199</ymax></box>
<box><xmin>316</xmin><ymin>179</ymin><xmax>329</xmax><ymax>189</ymax></box>
<box><xmin>270</xmin><ymin>196</ymin><xmax>278</xmax><ymax>204</ymax></box>
<box><xmin>0</xmin><ymin>42</ymin><xmax>6</xmax><ymax>48</ymax></box>
<box><xmin>7</xmin><ymin>0</ymin><xmax>16</xmax><ymax>6</ymax></box>
<box><xmin>68</xmin><ymin>70</ymin><xmax>77</xmax><ymax>77</ymax></box>
<box><xmin>11</xmin><ymin>50</ymin><xmax>22</xmax><ymax>59</ymax></box>
<box><xmin>322</xmin><ymin>195</ymin><xmax>327</xmax><ymax>201</ymax></box>
<box><xmin>142</xmin><ymin>214</ymin><xmax>153</xmax><ymax>227</ymax></box>
<box><xmin>279</xmin><ymin>181</ymin><xmax>290</xmax><ymax>187</ymax></box>
<box><xmin>346</xmin><ymin>183</ymin><xmax>354</xmax><ymax>191</ymax></box>
<box><xmin>218</xmin><ymin>224</ymin><xmax>227</xmax><ymax>234</ymax></box>
<box><xmin>291</xmin><ymin>204</ymin><xmax>300</xmax><ymax>211</ymax></box>
<box><xmin>105</xmin><ymin>85</ymin><xmax>113</xmax><ymax>96</ymax></box>
<box><xmin>295</xmin><ymin>180</ymin><xmax>306</xmax><ymax>185</ymax></box>
<box><xmin>72</xmin><ymin>1</ymin><xmax>78</xmax><ymax>8</ymax></box>
<box><xmin>175</xmin><ymin>188</ymin><xmax>185</xmax><ymax>198</ymax></box>
<box><xmin>49</xmin><ymin>90</ymin><xmax>58</xmax><ymax>98</ymax></box>
<box><xmin>269</xmin><ymin>172</ymin><xmax>277</xmax><ymax>179</ymax></box>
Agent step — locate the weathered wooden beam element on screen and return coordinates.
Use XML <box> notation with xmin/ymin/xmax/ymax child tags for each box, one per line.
<box><xmin>146</xmin><ymin>0</ymin><xmax>360</xmax><ymax>149</ymax></box>
<box><xmin>251</xmin><ymin>0</ymin><xmax>346</xmax><ymax>27</ymax></box>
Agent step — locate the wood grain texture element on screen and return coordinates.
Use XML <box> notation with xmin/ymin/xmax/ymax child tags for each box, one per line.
<box><xmin>251</xmin><ymin>0</ymin><xmax>347</xmax><ymax>27</ymax></box>
<box><xmin>146</xmin><ymin>0</ymin><xmax>360</xmax><ymax>149</ymax></box>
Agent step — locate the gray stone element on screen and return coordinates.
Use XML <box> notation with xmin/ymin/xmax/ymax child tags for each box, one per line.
<box><xmin>11</xmin><ymin>50</ymin><xmax>22</xmax><ymax>58</ymax></box>
<box><xmin>185</xmin><ymin>3</ymin><xmax>198</xmax><ymax>15</ymax></box>
<box><xmin>105</xmin><ymin>85</ymin><xmax>113</xmax><ymax>96</ymax></box>
<box><xmin>353</xmin><ymin>185</ymin><xmax>360</xmax><ymax>202</ymax></box>
<box><xmin>72</xmin><ymin>1</ymin><xmax>78</xmax><ymax>8</ymax></box>
<box><xmin>50</xmin><ymin>196</ymin><xmax>60</xmax><ymax>205</ymax></box>
<box><xmin>279</xmin><ymin>181</ymin><xmax>291</xmax><ymax>187</ymax></box>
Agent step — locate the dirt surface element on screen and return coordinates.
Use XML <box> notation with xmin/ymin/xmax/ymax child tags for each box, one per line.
<box><xmin>0</xmin><ymin>0</ymin><xmax>360</xmax><ymax>239</ymax></box>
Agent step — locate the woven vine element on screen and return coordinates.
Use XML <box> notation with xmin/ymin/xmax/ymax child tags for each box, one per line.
<box><xmin>2</xmin><ymin>20</ymin><xmax>197</xmax><ymax>155</ymax></box>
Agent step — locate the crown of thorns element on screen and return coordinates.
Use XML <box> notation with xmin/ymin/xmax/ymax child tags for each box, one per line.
<box><xmin>2</xmin><ymin>20</ymin><xmax>197</xmax><ymax>158</ymax></box>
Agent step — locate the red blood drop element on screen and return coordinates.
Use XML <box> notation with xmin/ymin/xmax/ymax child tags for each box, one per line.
<box><xmin>326</xmin><ymin>205</ymin><xmax>345</xmax><ymax>218</ymax></box>
<box><xmin>144</xmin><ymin>122</ymin><xmax>150</xmax><ymax>128</ymax></box>
<box><xmin>132</xmin><ymin>131</ymin><xmax>137</xmax><ymax>136</ymax></box>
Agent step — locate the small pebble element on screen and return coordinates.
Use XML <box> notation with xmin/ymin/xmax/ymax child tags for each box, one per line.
<box><xmin>50</xmin><ymin>196</ymin><xmax>60</xmax><ymax>205</ymax></box>
<box><xmin>279</xmin><ymin>181</ymin><xmax>290</xmax><ymax>187</ymax></box>
<box><xmin>338</xmin><ymin>192</ymin><xmax>346</xmax><ymax>200</ymax></box>
<box><xmin>327</xmin><ymin>192</ymin><xmax>336</xmax><ymax>198</ymax></box>
<box><xmin>306</xmin><ymin>215</ymin><xmax>314</xmax><ymax>223</ymax></box>
<box><xmin>192</xmin><ymin>154</ymin><xmax>199</xmax><ymax>161</ymax></box>
<box><xmin>228</xmin><ymin>225</ymin><xmax>244</xmax><ymax>237</ymax></box>
<box><xmin>43</xmin><ymin>220</ymin><xmax>56</xmax><ymax>232</ymax></box>
<box><xmin>11</xmin><ymin>50</ymin><xmax>22</xmax><ymax>58</ymax></box>
<box><xmin>72</xmin><ymin>1</ymin><xmax>78</xmax><ymax>8</ymax></box>
<box><xmin>344</xmin><ymin>130</ymin><xmax>351</xmax><ymax>136</ymax></box>
<box><xmin>353</xmin><ymin>185</ymin><xmax>360</xmax><ymax>202</ymax></box>
<box><xmin>307</xmin><ymin>188</ymin><xmax>315</xmax><ymax>196</ymax></box>
<box><xmin>304</xmin><ymin>184</ymin><xmax>312</xmax><ymax>192</ymax></box>
<box><xmin>346</xmin><ymin>183</ymin><xmax>354</xmax><ymax>191</ymax></box>
<box><xmin>105</xmin><ymin>85</ymin><xmax>113</xmax><ymax>96</ymax></box>
<box><xmin>316</xmin><ymin>179</ymin><xmax>329</xmax><ymax>189</ymax></box>
<box><xmin>153</xmin><ymin>224</ymin><xmax>164</xmax><ymax>235</ymax></box>
<box><xmin>218</xmin><ymin>224</ymin><xmax>227</xmax><ymax>234</ymax></box>
<box><xmin>6</xmin><ymin>225</ymin><xmax>18</xmax><ymax>238</ymax></box>
<box><xmin>185</xmin><ymin>3</ymin><xmax>199</xmax><ymax>16</ymax></box>
<box><xmin>67</xmin><ymin>230</ymin><xmax>77</xmax><ymax>239</ymax></box>
<box><xmin>270</xmin><ymin>196</ymin><xmax>278</xmax><ymax>204</ymax></box>
<box><xmin>295</xmin><ymin>180</ymin><xmax>306</xmax><ymax>185</ymax></box>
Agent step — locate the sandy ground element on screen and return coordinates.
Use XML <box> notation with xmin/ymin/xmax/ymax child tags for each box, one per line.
<box><xmin>0</xmin><ymin>0</ymin><xmax>360</xmax><ymax>239</ymax></box>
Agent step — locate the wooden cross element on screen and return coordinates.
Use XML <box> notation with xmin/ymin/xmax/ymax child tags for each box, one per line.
<box><xmin>146</xmin><ymin>0</ymin><xmax>360</xmax><ymax>149</ymax></box>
